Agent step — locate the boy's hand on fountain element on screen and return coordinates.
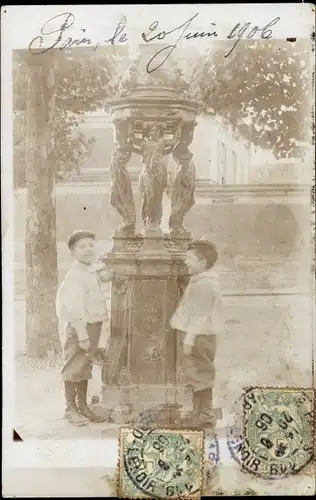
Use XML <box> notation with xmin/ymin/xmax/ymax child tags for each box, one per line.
<box><xmin>98</xmin><ymin>268</ymin><xmax>115</xmax><ymax>283</ymax></box>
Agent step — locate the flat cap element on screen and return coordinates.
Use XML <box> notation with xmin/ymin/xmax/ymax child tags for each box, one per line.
<box><xmin>67</xmin><ymin>230</ymin><xmax>96</xmax><ymax>249</ymax></box>
<box><xmin>188</xmin><ymin>238</ymin><xmax>218</xmax><ymax>262</ymax></box>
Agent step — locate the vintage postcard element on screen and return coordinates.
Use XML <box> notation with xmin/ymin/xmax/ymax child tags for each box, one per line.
<box><xmin>2</xmin><ymin>3</ymin><xmax>315</xmax><ymax>497</ymax></box>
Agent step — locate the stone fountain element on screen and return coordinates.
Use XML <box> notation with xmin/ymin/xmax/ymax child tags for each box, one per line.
<box><xmin>101</xmin><ymin>44</ymin><xmax>205</xmax><ymax>425</ymax></box>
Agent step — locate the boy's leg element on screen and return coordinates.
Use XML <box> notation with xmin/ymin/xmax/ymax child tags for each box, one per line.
<box><xmin>77</xmin><ymin>380</ymin><xmax>107</xmax><ymax>422</ymax></box>
<box><xmin>193</xmin><ymin>335</ymin><xmax>217</xmax><ymax>428</ymax></box>
<box><xmin>62</xmin><ymin>324</ymin><xmax>89</xmax><ymax>426</ymax></box>
<box><xmin>64</xmin><ymin>381</ymin><xmax>88</xmax><ymax>426</ymax></box>
<box><xmin>76</xmin><ymin>322</ymin><xmax>108</xmax><ymax>423</ymax></box>
<box><xmin>182</xmin><ymin>334</ymin><xmax>217</xmax><ymax>428</ymax></box>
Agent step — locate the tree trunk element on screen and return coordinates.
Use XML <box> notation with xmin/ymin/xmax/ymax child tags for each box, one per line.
<box><xmin>25</xmin><ymin>52</ymin><xmax>60</xmax><ymax>358</ymax></box>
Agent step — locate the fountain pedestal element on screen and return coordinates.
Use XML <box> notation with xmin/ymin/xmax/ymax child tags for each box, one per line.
<box><xmin>102</xmin><ymin>235</ymin><xmax>193</xmax><ymax>425</ymax></box>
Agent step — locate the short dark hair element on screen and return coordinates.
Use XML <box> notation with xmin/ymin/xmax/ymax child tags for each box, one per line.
<box><xmin>188</xmin><ymin>240</ymin><xmax>218</xmax><ymax>269</ymax></box>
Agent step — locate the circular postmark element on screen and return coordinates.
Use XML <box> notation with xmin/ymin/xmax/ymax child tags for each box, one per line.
<box><xmin>204</xmin><ymin>433</ymin><xmax>220</xmax><ymax>494</ymax></box>
<box><xmin>206</xmin><ymin>433</ymin><xmax>220</xmax><ymax>468</ymax></box>
<box><xmin>122</xmin><ymin>428</ymin><xmax>203</xmax><ymax>498</ymax></box>
<box><xmin>227</xmin><ymin>388</ymin><xmax>314</xmax><ymax>479</ymax></box>
<box><xmin>205</xmin><ymin>434</ymin><xmax>220</xmax><ymax>473</ymax></box>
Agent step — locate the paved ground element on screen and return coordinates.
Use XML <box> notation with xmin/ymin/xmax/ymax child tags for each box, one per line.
<box><xmin>14</xmin><ymin>294</ymin><xmax>313</xmax><ymax>441</ymax></box>
<box><xmin>10</xmin><ymin>312</ymin><xmax>316</xmax><ymax>498</ymax></box>
<box><xmin>3</xmin><ymin>467</ymin><xmax>115</xmax><ymax>497</ymax></box>
<box><xmin>14</xmin><ymin>356</ymin><xmax>117</xmax><ymax>440</ymax></box>
<box><xmin>4</xmin><ymin>451</ymin><xmax>315</xmax><ymax>496</ymax></box>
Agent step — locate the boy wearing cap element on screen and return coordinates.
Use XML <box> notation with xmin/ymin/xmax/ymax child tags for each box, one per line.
<box><xmin>56</xmin><ymin>230</ymin><xmax>114</xmax><ymax>426</ymax></box>
<box><xmin>170</xmin><ymin>239</ymin><xmax>223</xmax><ymax>428</ymax></box>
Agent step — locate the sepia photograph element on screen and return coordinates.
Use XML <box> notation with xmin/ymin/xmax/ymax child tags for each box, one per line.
<box><xmin>2</xmin><ymin>4</ymin><xmax>315</xmax><ymax>496</ymax></box>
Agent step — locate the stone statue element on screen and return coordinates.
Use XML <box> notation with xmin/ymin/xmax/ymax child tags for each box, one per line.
<box><xmin>169</xmin><ymin>124</ymin><xmax>196</xmax><ymax>236</ymax></box>
<box><xmin>109</xmin><ymin>122</ymin><xmax>136</xmax><ymax>236</ymax></box>
<box><xmin>139</xmin><ymin>124</ymin><xmax>168</xmax><ymax>231</ymax></box>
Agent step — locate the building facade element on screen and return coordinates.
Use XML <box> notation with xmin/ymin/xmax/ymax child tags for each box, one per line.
<box><xmin>250</xmin><ymin>159</ymin><xmax>311</xmax><ymax>185</ymax></box>
<box><xmin>188</xmin><ymin>113</ymin><xmax>251</xmax><ymax>185</ymax></box>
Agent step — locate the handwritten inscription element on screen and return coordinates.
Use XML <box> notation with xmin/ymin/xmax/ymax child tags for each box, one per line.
<box><xmin>28</xmin><ymin>13</ymin><xmax>128</xmax><ymax>54</ymax></box>
<box><xmin>225</xmin><ymin>17</ymin><xmax>281</xmax><ymax>57</ymax></box>
<box><xmin>28</xmin><ymin>12</ymin><xmax>281</xmax><ymax>73</ymax></box>
<box><xmin>141</xmin><ymin>14</ymin><xmax>218</xmax><ymax>73</ymax></box>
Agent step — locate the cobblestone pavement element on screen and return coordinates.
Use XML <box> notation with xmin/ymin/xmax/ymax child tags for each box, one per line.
<box><xmin>15</xmin><ymin>357</ymin><xmax>117</xmax><ymax>440</ymax></box>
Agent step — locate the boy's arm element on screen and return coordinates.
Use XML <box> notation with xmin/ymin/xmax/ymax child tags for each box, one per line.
<box><xmin>178</xmin><ymin>278</ymin><xmax>215</xmax><ymax>346</ymax></box>
<box><xmin>70</xmin><ymin>319</ymin><xmax>89</xmax><ymax>342</ymax></box>
<box><xmin>57</xmin><ymin>277</ymin><xmax>89</xmax><ymax>342</ymax></box>
<box><xmin>183</xmin><ymin>330</ymin><xmax>197</xmax><ymax>346</ymax></box>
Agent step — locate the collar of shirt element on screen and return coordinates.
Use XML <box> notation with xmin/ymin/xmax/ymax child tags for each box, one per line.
<box><xmin>189</xmin><ymin>269</ymin><xmax>218</xmax><ymax>284</ymax></box>
<box><xmin>73</xmin><ymin>260</ymin><xmax>100</xmax><ymax>274</ymax></box>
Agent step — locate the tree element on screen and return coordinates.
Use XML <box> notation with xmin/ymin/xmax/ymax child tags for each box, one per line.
<box><xmin>23</xmin><ymin>52</ymin><xmax>60</xmax><ymax>358</ymax></box>
<box><xmin>14</xmin><ymin>47</ymin><xmax>123</xmax><ymax>358</ymax></box>
<box><xmin>14</xmin><ymin>47</ymin><xmax>123</xmax><ymax>185</ymax></box>
<box><xmin>190</xmin><ymin>39</ymin><xmax>311</xmax><ymax>159</ymax></box>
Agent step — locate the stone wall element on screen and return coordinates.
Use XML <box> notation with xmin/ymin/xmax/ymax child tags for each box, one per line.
<box><xmin>14</xmin><ymin>186</ymin><xmax>311</xmax><ymax>295</ymax></box>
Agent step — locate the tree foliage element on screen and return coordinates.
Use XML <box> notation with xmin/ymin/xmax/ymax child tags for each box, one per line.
<box><xmin>13</xmin><ymin>40</ymin><xmax>312</xmax><ymax>188</ymax></box>
<box><xmin>189</xmin><ymin>39</ymin><xmax>311</xmax><ymax>159</ymax></box>
<box><xmin>13</xmin><ymin>47</ymin><xmax>127</xmax><ymax>187</ymax></box>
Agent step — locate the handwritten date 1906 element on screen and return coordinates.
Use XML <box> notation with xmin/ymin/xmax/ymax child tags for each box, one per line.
<box><xmin>142</xmin><ymin>14</ymin><xmax>281</xmax><ymax>72</ymax></box>
<box><xmin>28</xmin><ymin>11</ymin><xmax>281</xmax><ymax>74</ymax></box>
<box><xmin>225</xmin><ymin>16</ymin><xmax>281</xmax><ymax>57</ymax></box>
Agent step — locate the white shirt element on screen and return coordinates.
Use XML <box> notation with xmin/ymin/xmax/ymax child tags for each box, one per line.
<box><xmin>170</xmin><ymin>269</ymin><xmax>223</xmax><ymax>346</ymax></box>
<box><xmin>56</xmin><ymin>261</ymin><xmax>109</xmax><ymax>338</ymax></box>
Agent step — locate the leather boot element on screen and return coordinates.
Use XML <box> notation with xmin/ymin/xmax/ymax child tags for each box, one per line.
<box><xmin>198</xmin><ymin>388</ymin><xmax>217</xmax><ymax>429</ymax></box>
<box><xmin>76</xmin><ymin>380</ymin><xmax>107</xmax><ymax>423</ymax></box>
<box><xmin>64</xmin><ymin>382</ymin><xmax>88</xmax><ymax>426</ymax></box>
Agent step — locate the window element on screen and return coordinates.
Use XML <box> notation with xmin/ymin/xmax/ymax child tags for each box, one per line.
<box><xmin>232</xmin><ymin>151</ymin><xmax>237</xmax><ymax>183</ymax></box>
<box><xmin>217</xmin><ymin>140</ymin><xmax>227</xmax><ymax>184</ymax></box>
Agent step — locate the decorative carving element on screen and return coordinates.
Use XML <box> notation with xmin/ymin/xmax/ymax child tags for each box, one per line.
<box><xmin>131</xmin><ymin>108</ymin><xmax>181</xmax><ymax>119</ymax></box>
<box><xmin>109</xmin><ymin>122</ymin><xmax>136</xmax><ymax>236</ymax></box>
<box><xmin>165</xmin><ymin>239</ymin><xmax>188</xmax><ymax>253</ymax></box>
<box><xmin>112</xmin><ymin>275</ymin><xmax>129</xmax><ymax>295</ymax></box>
<box><xmin>102</xmin><ymin>278</ymin><xmax>130</xmax><ymax>385</ymax></box>
<box><xmin>118</xmin><ymin>52</ymin><xmax>189</xmax><ymax>96</ymax></box>
<box><xmin>133</xmin><ymin>120</ymin><xmax>181</xmax><ymax>156</ymax></box>
<box><xmin>117</xmin><ymin>366</ymin><xmax>131</xmax><ymax>385</ymax></box>
<box><xmin>109</xmin><ymin>235</ymin><xmax>189</xmax><ymax>255</ymax></box>
<box><xmin>177</xmin><ymin>366</ymin><xmax>187</xmax><ymax>385</ymax></box>
<box><xmin>140</xmin><ymin>339</ymin><xmax>165</xmax><ymax>364</ymax></box>
<box><xmin>139</xmin><ymin>124</ymin><xmax>168</xmax><ymax>230</ymax></box>
<box><xmin>169</xmin><ymin>124</ymin><xmax>196</xmax><ymax>235</ymax></box>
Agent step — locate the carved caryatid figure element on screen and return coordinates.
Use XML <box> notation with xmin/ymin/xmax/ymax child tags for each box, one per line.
<box><xmin>139</xmin><ymin>124</ymin><xmax>168</xmax><ymax>231</ymax></box>
<box><xmin>109</xmin><ymin>121</ymin><xmax>136</xmax><ymax>236</ymax></box>
<box><xmin>169</xmin><ymin>124</ymin><xmax>196</xmax><ymax>235</ymax></box>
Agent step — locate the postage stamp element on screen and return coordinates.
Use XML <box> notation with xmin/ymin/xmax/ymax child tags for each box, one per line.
<box><xmin>228</xmin><ymin>388</ymin><xmax>314</xmax><ymax>479</ymax></box>
<box><xmin>118</xmin><ymin>427</ymin><xmax>204</xmax><ymax>498</ymax></box>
